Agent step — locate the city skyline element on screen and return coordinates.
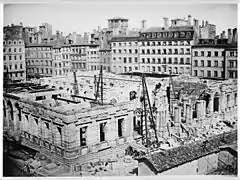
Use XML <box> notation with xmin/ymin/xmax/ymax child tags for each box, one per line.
<box><xmin>4</xmin><ymin>3</ymin><xmax>237</xmax><ymax>36</ymax></box>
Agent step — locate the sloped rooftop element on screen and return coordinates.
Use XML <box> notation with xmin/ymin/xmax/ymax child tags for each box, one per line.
<box><xmin>137</xmin><ymin>130</ymin><xmax>237</xmax><ymax>173</ymax></box>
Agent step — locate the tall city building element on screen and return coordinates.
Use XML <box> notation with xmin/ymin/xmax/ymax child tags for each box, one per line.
<box><xmin>25</xmin><ymin>44</ymin><xmax>53</xmax><ymax>79</ymax></box>
<box><xmin>111</xmin><ymin>37</ymin><xmax>139</xmax><ymax>73</ymax></box>
<box><xmin>192</xmin><ymin>44</ymin><xmax>226</xmax><ymax>80</ymax></box>
<box><xmin>3</xmin><ymin>24</ymin><xmax>26</xmax><ymax>83</ymax></box>
<box><xmin>192</xmin><ymin>28</ymin><xmax>238</xmax><ymax>80</ymax></box>
<box><xmin>70</xmin><ymin>44</ymin><xmax>88</xmax><ymax>71</ymax></box>
<box><xmin>99</xmin><ymin>48</ymin><xmax>112</xmax><ymax>72</ymax></box>
<box><xmin>39</xmin><ymin>22</ymin><xmax>52</xmax><ymax>39</ymax></box>
<box><xmin>108</xmin><ymin>17</ymin><xmax>129</xmax><ymax>37</ymax></box>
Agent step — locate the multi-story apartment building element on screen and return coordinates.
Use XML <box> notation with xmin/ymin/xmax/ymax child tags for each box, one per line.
<box><xmin>25</xmin><ymin>44</ymin><xmax>53</xmax><ymax>79</ymax></box>
<box><xmin>109</xmin><ymin>15</ymin><xmax>221</xmax><ymax>75</ymax></box>
<box><xmin>61</xmin><ymin>45</ymin><xmax>72</xmax><ymax>74</ymax></box>
<box><xmin>192</xmin><ymin>28</ymin><xmax>238</xmax><ymax>80</ymax></box>
<box><xmin>70</xmin><ymin>44</ymin><xmax>87</xmax><ymax>71</ymax></box>
<box><xmin>111</xmin><ymin>37</ymin><xmax>139</xmax><ymax>73</ymax></box>
<box><xmin>99</xmin><ymin>48</ymin><xmax>111</xmax><ymax>72</ymax></box>
<box><xmin>108</xmin><ymin>17</ymin><xmax>129</xmax><ymax>37</ymax></box>
<box><xmin>3</xmin><ymin>38</ymin><xmax>26</xmax><ymax>83</ymax></box>
<box><xmin>52</xmin><ymin>46</ymin><xmax>64</xmax><ymax>76</ymax></box>
<box><xmin>87</xmin><ymin>44</ymin><xmax>100</xmax><ymax>71</ymax></box>
<box><xmin>138</xmin><ymin>23</ymin><xmax>196</xmax><ymax>75</ymax></box>
<box><xmin>225</xmin><ymin>46</ymin><xmax>238</xmax><ymax>79</ymax></box>
<box><xmin>192</xmin><ymin>44</ymin><xmax>225</xmax><ymax>79</ymax></box>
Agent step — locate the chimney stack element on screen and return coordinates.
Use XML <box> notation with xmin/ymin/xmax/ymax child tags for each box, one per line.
<box><xmin>163</xmin><ymin>17</ymin><xmax>169</xmax><ymax>30</ymax></box>
<box><xmin>205</xmin><ymin>21</ymin><xmax>208</xmax><ymax>26</ymax></box>
<box><xmin>73</xmin><ymin>32</ymin><xmax>77</xmax><ymax>44</ymax></box>
<box><xmin>232</xmin><ymin>28</ymin><xmax>237</xmax><ymax>43</ymax></box>
<box><xmin>220</xmin><ymin>33</ymin><xmax>223</xmax><ymax>39</ymax></box>
<box><xmin>227</xmin><ymin>28</ymin><xmax>232</xmax><ymax>44</ymax></box>
<box><xmin>202</xmin><ymin>20</ymin><xmax>204</xmax><ymax>27</ymax></box>
<box><xmin>222</xmin><ymin>31</ymin><xmax>226</xmax><ymax>38</ymax></box>
<box><xmin>98</xmin><ymin>26</ymin><xmax>101</xmax><ymax>32</ymax></box>
<box><xmin>193</xmin><ymin>18</ymin><xmax>199</xmax><ymax>27</ymax></box>
<box><xmin>141</xmin><ymin>19</ymin><xmax>147</xmax><ymax>31</ymax></box>
<box><xmin>56</xmin><ymin>30</ymin><xmax>60</xmax><ymax>39</ymax></box>
<box><xmin>187</xmin><ymin>15</ymin><xmax>192</xmax><ymax>26</ymax></box>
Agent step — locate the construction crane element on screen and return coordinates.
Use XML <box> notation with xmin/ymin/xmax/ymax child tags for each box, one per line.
<box><xmin>73</xmin><ymin>71</ymin><xmax>79</xmax><ymax>96</ymax></box>
<box><xmin>95</xmin><ymin>65</ymin><xmax>104</xmax><ymax>105</ymax></box>
<box><xmin>140</xmin><ymin>73</ymin><xmax>159</xmax><ymax>148</ymax></box>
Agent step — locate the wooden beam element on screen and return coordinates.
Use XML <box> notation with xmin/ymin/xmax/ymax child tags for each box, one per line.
<box><xmin>53</xmin><ymin>97</ymin><xmax>80</xmax><ymax>104</ymax></box>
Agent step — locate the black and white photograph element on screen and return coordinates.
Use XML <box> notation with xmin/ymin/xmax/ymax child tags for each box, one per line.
<box><xmin>2</xmin><ymin>0</ymin><xmax>238</xmax><ymax>177</ymax></box>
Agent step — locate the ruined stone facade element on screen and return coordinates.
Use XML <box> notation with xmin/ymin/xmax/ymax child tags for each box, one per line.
<box><xmin>3</xmin><ymin>72</ymin><xmax>237</xmax><ymax>175</ymax></box>
<box><xmin>3</xmin><ymin>90</ymin><xmax>138</xmax><ymax>173</ymax></box>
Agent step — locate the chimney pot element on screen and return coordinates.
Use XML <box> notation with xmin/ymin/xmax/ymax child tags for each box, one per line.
<box><xmin>187</xmin><ymin>15</ymin><xmax>192</xmax><ymax>26</ymax></box>
<box><xmin>163</xmin><ymin>17</ymin><xmax>169</xmax><ymax>30</ymax></box>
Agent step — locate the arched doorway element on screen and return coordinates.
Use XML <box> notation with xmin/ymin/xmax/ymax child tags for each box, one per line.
<box><xmin>213</xmin><ymin>92</ymin><xmax>220</xmax><ymax>112</ymax></box>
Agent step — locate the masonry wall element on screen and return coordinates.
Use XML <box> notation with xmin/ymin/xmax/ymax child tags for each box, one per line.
<box><xmin>158</xmin><ymin>153</ymin><xmax>218</xmax><ymax>175</ymax></box>
<box><xmin>3</xmin><ymin>93</ymin><xmax>137</xmax><ymax>172</ymax></box>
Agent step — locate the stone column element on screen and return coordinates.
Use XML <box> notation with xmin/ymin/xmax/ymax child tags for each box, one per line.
<box><xmin>196</xmin><ymin>101</ymin><xmax>201</xmax><ymax>118</ymax></box>
<box><xmin>220</xmin><ymin>90</ymin><xmax>225</xmax><ymax>112</ymax></box>
<box><xmin>174</xmin><ymin>106</ymin><xmax>181</xmax><ymax>135</ymax></box>
<box><xmin>156</xmin><ymin>111</ymin><xmax>160</xmax><ymax>135</ymax></box>
<box><xmin>182</xmin><ymin>97</ymin><xmax>188</xmax><ymax>120</ymax></box>
<box><xmin>208</xmin><ymin>96</ymin><xmax>214</xmax><ymax>114</ymax></box>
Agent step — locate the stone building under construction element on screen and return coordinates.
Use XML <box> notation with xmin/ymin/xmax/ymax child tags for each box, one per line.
<box><xmin>3</xmin><ymin>71</ymin><xmax>238</xmax><ymax>175</ymax></box>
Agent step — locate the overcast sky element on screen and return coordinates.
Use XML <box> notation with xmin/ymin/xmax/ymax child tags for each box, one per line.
<box><xmin>4</xmin><ymin>3</ymin><xmax>237</xmax><ymax>36</ymax></box>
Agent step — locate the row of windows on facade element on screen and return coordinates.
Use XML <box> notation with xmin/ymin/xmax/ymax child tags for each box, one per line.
<box><xmin>3</xmin><ymin>47</ymin><xmax>23</xmax><ymax>53</ymax></box>
<box><xmin>228</xmin><ymin>71</ymin><xmax>238</xmax><ymax>78</ymax></box>
<box><xmin>101</xmin><ymin>58</ymin><xmax>111</xmax><ymax>63</ymax></box>
<box><xmin>193</xmin><ymin>60</ymin><xmax>223</xmax><ymax>68</ymax></box>
<box><xmin>71</xmin><ymin>56</ymin><xmax>99</xmax><ymax>61</ymax></box>
<box><xmin>140</xmin><ymin>57</ymin><xmax>190</xmax><ymax>64</ymax></box>
<box><xmin>79</xmin><ymin>119</ymin><xmax>124</xmax><ymax>146</ymax></box>
<box><xmin>111</xmin><ymin>40</ymin><xmax>191</xmax><ymax>47</ymax></box>
<box><xmin>113</xmin><ymin>57</ymin><xmax>190</xmax><ymax>64</ymax></box>
<box><xmin>5</xmin><ymin>72</ymin><xmax>24</xmax><ymax>78</ymax></box>
<box><xmin>27</xmin><ymin>53</ymin><xmax>73</xmax><ymax>60</ymax></box>
<box><xmin>27</xmin><ymin>53</ymin><xmax>52</xmax><ymax>59</ymax></box>
<box><xmin>3</xmin><ymin>40</ymin><xmax>23</xmax><ymax>45</ymax></box>
<box><xmin>21</xmin><ymin>118</ymin><xmax>124</xmax><ymax>147</ymax></box>
<box><xmin>112</xmin><ymin>48</ymin><xmax>191</xmax><ymax>55</ymax></box>
<box><xmin>4</xmin><ymin>64</ymin><xmax>24</xmax><ymax>70</ymax></box>
<box><xmin>228</xmin><ymin>60</ymin><xmax>237</xmax><ymax>68</ymax></box>
<box><xmin>72</xmin><ymin>63</ymin><xmax>86</xmax><ymax>69</ymax></box>
<box><xmin>4</xmin><ymin>55</ymin><xmax>23</xmax><ymax>61</ymax></box>
<box><xmin>27</xmin><ymin>47</ymin><xmax>51</xmax><ymax>51</ymax></box>
<box><xmin>112</xmin><ymin>65</ymin><xmax>190</xmax><ymax>74</ymax></box>
<box><xmin>28</xmin><ymin>68</ymin><xmax>71</xmax><ymax>75</ymax></box>
<box><xmin>226</xmin><ymin>51</ymin><xmax>238</xmax><ymax>57</ymax></box>
<box><xmin>27</xmin><ymin>60</ymin><xmax>71</xmax><ymax>68</ymax></box>
<box><xmin>193</xmin><ymin>70</ymin><xmax>224</xmax><ymax>78</ymax></box>
<box><xmin>194</xmin><ymin>50</ymin><xmax>223</xmax><ymax>57</ymax></box>
<box><xmin>90</xmin><ymin>65</ymin><xmax>111</xmax><ymax>71</ymax></box>
<box><xmin>193</xmin><ymin>50</ymin><xmax>238</xmax><ymax>57</ymax></box>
